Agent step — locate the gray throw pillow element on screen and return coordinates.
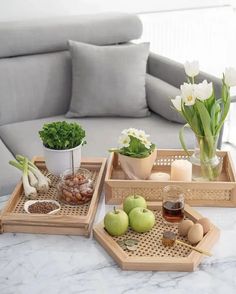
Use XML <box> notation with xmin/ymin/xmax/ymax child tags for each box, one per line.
<box><xmin>66</xmin><ymin>41</ymin><xmax>150</xmax><ymax>117</ymax></box>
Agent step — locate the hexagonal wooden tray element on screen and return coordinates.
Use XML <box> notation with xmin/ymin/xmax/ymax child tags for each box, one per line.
<box><xmin>0</xmin><ymin>156</ymin><xmax>106</xmax><ymax>237</ymax></box>
<box><xmin>93</xmin><ymin>203</ymin><xmax>220</xmax><ymax>271</ymax></box>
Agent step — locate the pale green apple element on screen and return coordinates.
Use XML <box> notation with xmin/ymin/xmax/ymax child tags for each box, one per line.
<box><xmin>123</xmin><ymin>195</ymin><xmax>147</xmax><ymax>215</ymax></box>
<box><xmin>129</xmin><ymin>207</ymin><xmax>155</xmax><ymax>233</ymax></box>
<box><xmin>104</xmin><ymin>207</ymin><xmax>129</xmax><ymax>236</ymax></box>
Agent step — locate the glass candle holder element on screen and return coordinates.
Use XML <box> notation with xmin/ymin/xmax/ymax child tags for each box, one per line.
<box><xmin>162</xmin><ymin>185</ymin><xmax>184</xmax><ymax>224</ymax></box>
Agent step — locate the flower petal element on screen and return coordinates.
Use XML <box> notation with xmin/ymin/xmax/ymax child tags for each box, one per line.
<box><xmin>225</xmin><ymin>67</ymin><xmax>236</xmax><ymax>87</ymax></box>
<box><xmin>184</xmin><ymin>61</ymin><xmax>199</xmax><ymax>77</ymax></box>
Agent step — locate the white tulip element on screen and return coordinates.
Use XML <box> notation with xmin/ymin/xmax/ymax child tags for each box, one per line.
<box><xmin>118</xmin><ymin>134</ymin><xmax>130</xmax><ymax>148</ymax></box>
<box><xmin>184</xmin><ymin>60</ymin><xmax>199</xmax><ymax>77</ymax></box>
<box><xmin>171</xmin><ymin>95</ymin><xmax>182</xmax><ymax>111</ymax></box>
<box><xmin>225</xmin><ymin>67</ymin><xmax>236</xmax><ymax>87</ymax></box>
<box><xmin>180</xmin><ymin>83</ymin><xmax>196</xmax><ymax>106</ymax></box>
<box><xmin>195</xmin><ymin>80</ymin><xmax>213</xmax><ymax>101</ymax></box>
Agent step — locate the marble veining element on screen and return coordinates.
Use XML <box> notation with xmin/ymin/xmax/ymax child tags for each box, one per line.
<box><xmin>1</xmin><ymin>195</ymin><xmax>236</xmax><ymax>294</ymax></box>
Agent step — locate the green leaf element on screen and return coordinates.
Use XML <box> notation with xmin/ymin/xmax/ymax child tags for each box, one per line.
<box><xmin>39</xmin><ymin>121</ymin><xmax>86</xmax><ymax>150</ymax></box>
<box><xmin>195</xmin><ymin>100</ymin><xmax>213</xmax><ymax>138</ymax></box>
<box><xmin>216</xmin><ymin>94</ymin><xmax>230</xmax><ymax>134</ymax></box>
<box><xmin>118</xmin><ymin>136</ymin><xmax>155</xmax><ymax>158</ymax></box>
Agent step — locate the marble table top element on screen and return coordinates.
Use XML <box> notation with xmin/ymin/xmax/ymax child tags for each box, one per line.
<box><xmin>0</xmin><ymin>194</ymin><xmax>236</xmax><ymax>294</ymax></box>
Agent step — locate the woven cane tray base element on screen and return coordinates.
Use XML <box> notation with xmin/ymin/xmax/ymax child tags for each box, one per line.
<box><xmin>93</xmin><ymin>203</ymin><xmax>220</xmax><ymax>271</ymax></box>
<box><xmin>13</xmin><ymin>168</ymin><xmax>94</xmax><ymax>216</ymax></box>
<box><xmin>0</xmin><ymin>156</ymin><xmax>106</xmax><ymax>236</ymax></box>
<box><xmin>105</xmin><ymin>150</ymin><xmax>236</xmax><ymax>207</ymax></box>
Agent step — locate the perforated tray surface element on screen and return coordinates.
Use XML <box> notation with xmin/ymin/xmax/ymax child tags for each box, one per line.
<box><xmin>114</xmin><ymin>210</ymin><xmax>191</xmax><ymax>258</ymax></box>
<box><xmin>13</xmin><ymin>169</ymin><xmax>97</xmax><ymax>216</ymax></box>
<box><xmin>0</xmin><ymin>157</ymin><xmax>106</xmax><ymax>236</ymax></box>
<box><xmin>93</xmin><ymin>203</ymin><xmax>220</xmax><ymax>272</ymax></box>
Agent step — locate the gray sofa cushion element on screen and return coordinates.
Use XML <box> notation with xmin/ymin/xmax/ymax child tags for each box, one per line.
<box><xmin>0</xmin><ymin>138</ymin><xmax>20</xmax><ymax>196</ymax></box>
<box><xmin>146</xmin><ymin>74</ymin><xmax>185</xmax><ymax>124</ymax></box>
<box><xmin>0</xmin><ymin>113</ymin><xmax>194</xmax><ymax>160</ymax></box>
<box><xmin>66</xmin><ymin>41</ymin><xmax>150</xmax><ymax>118</ymax></box>
<box><xmin>0</xmin><ymin>13</ymin><xmax>142</xmax><ymax>58</ymax></box>
<box><xmin>0</xmin><ymin>51</ymin><xmax>71</xmax><ymax>126</ymax></box>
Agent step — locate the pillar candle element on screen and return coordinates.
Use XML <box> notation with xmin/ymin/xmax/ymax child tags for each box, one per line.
<box><xmin>171</xmin><ymin>159</ymin><xmax>192</xmax><ymax>181</ymax></box>
<box><xmin>149</xmin><ymin>172</ymin><xmax>170</xmax><ymax>181</ymax></box>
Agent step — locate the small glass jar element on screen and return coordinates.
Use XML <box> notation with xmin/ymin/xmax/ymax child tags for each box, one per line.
<box><xmin>57</xmin><ymin>168</ymin><xmax>94</xmax><ymax>205</ymax></box>
<box><xmin>162</xmin><ymin>185</ymin><xmax>184</xmax><ymax>224</ymax></box>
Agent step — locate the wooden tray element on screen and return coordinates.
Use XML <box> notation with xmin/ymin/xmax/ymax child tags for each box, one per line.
<box><xmin>0</xmin><ymin>156</ymin><xmax>106</xmax><ymax>237</ymax></box>
<box><xmin>105</xmin><ymin>150</ymin><xmax>236</xmax><ymax>207</ymax></box>
<box><xmin>93</xmin><ymin>203</ymin><xmax>220</xmax><ymax>272</ymax></box>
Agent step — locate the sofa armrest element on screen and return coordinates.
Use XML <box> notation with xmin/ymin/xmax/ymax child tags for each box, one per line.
<box><xmin>145</xmin><ymin>74</ymin><xmax>185</xmax><ymax>124</ymax></box>
<box><xmin>147</xmin><ymin>52</ymin><xmax>222</xmax><ymax>98</ymax></box>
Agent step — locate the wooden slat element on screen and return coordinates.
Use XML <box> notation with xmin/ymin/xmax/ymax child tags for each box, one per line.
<box><xmin>86</xmin><ymin>158</ymin><xmax>107</xmax><ymax>223</ymax></box>
<box><xmin>123</xmin><ymin>257</ymin><xmax>193</xmax><ymax>272</ymax></box>
<box><xmin>3</xmin><ymin>224</ymin><xmax>89</xmax><ymax>236</ymax></box>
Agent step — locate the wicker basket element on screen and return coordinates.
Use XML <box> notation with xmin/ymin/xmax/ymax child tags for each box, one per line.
<box><xmin>105</xmin><ymin>150</ymin><xmax>236</xmax><ymax>207</ymax></box>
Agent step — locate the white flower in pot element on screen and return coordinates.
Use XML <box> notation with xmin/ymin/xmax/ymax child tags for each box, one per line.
<box><xmin>39</xmin><ymin>121</ymin><xmax>86</xmax><ymax>176</ymax></box>
<box><xmin>110</xmin><ymin>128</ymin><xmax>156</xmax><ymax>180</ymax></box>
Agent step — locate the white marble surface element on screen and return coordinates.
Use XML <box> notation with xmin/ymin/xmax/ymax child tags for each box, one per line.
<box><xmin>1</xmin><ymin>194</ymin><xmax>236</xmax><ymax>294</ymax></box>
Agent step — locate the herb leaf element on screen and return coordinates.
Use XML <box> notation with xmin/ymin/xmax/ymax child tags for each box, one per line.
<box><xmin>39</xmin><ymin>121</ymin><xmax>86</xmax><ymax>150</ymax></box>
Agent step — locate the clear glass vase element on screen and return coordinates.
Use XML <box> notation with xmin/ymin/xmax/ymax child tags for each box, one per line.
<box><xmin>190</xmin><ymin>135</ymin><xmax>222</xmax><ymax>181</ymax></box>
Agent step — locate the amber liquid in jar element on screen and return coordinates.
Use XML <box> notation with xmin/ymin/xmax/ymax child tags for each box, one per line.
<box><xmin>162</xmin><ymin>200</ymin><xmax>184</xmax><ymax>223</ymax></box>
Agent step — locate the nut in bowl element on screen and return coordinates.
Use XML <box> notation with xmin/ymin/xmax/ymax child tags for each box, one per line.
<box><xmin>24</xmin><ymin>200</ymin><xmax>61</xmax><ymax>214</ymax></box>
<box><xmin>57</xmin><ymin>168</ymin><xmax>94</xmax><ymax>205</ymax></box>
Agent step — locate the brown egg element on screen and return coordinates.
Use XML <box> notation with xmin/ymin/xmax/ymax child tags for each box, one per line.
<box><xmin>197</xmin><ymin>218</ymin><xmax>211</xmax><ymax>234</ymax></box>
<box><xmin>178</xmin><ymin>220</ymin><xmax>194</xmax><ymax>236</ymax></box>
<box><xmin>187</xmin><ymin>223</ymin><xmax>204</xmax><ymax>244</ymax></box>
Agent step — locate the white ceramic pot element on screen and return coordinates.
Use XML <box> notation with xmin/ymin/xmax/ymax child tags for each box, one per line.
<box><xmin>119</xmin><ymin>149</ymin><xmax>157</xmax><ymax>180</ymax></box>
<box><xmin>43</xmin><ymin>144</ymin><xmax>82</xmax><ymax>176</ymax></box>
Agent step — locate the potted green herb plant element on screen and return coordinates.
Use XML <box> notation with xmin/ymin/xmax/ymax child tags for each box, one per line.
<box><xmin>39</xmin><ymin>121</ymin><xmax>86</xmax><ymax>175</ymax></box>
<box><xmin>110</xmin><ymin>128</ymin><xmax>156</xmax><ymax>180</ymax></box>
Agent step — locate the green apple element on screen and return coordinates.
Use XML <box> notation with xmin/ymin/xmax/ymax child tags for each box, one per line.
<box><xmin>104</xmin><ymin>207</ymin><xmax>129</xmax><ymax>236</ymax></box>
<box><xmin>123</xmin><ymin>195</ymin><xmax>147</xmax><ymax>215</ymax></box>
<box><xmin>129</xmin><ymin>207</ymin><xmax>155</xmax><ymax>233</ymax></box>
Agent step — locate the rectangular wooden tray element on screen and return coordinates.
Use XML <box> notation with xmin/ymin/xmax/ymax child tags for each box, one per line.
<box><xmin>0</xmin><ymin>156</ymin><xmax>107</xmax><ymax>237</ymax></box>
<box><xmin>93</xmin><ymin>202</ymin><xmax>220</xmax><ymax>271</ymax></box>
<box><xmin>105</xmin><ymin>149</ymin><xmax>236</xmax><ymax>207</ymax></box>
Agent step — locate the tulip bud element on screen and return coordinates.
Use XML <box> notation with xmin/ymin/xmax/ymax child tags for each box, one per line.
<box><xmin>180</xmin><ymin>83</ymin><xmax>196</xmax><ymax>106</ymax></box>
<box><xmin>171</xmin><ymin>96</ymin><xmax>182</xmax><ymax>111</ymax></box>
<box><xmin>195</xmin><ymin>80</ymin><xmax>213</xmax><ymax>101</ymax></box>
<box><xmin>184</xmin><ymin>61</ymin><xmax>199</xmax><ymax>78</ymax></box>
<box><xmin>224</xmin><ymin>67</ymin><xmax>236</xmax><ymax>87</ymax></box>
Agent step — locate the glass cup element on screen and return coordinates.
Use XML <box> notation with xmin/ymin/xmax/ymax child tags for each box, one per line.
<box><xmin>57</xmin><ymin>168</ymin><xmax>94</xmax><ymax>205</ymax></box>
<box><xmin>162</xmin><ymin>185</ymin><xmax>184</xmax><ymax>224</ymax></box>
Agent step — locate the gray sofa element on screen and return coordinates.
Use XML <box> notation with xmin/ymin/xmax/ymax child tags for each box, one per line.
<box><xmin>0</xmin><ymin>13</ymin><xmax>222</xmax><ymax>196</ymax></box>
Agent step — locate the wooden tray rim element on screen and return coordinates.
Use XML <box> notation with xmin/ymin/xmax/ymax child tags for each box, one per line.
<box><xmin>1</xmin><ymin>156</ymin><xmax>107</xmax><ymax>228</ymax></box>
<box><xmin>106</xmin><ymin>149</ymin><xmax>236</xmax><ymax>184</ymax></box>
<box><xmin>93</xmin><ymin>202</ymin><xmax>220</xmax><ymax>271</ymax></box>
